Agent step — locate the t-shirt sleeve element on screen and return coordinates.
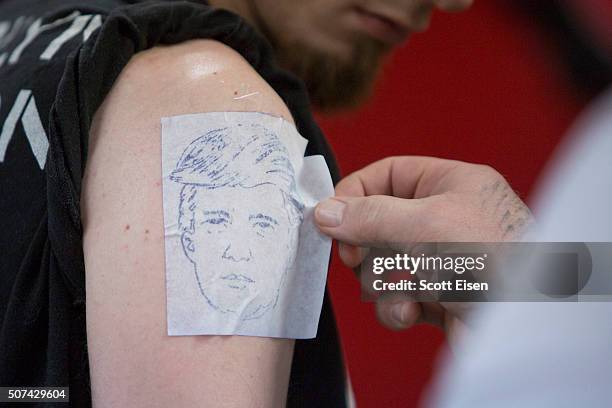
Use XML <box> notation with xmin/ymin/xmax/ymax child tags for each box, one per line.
<box><xmin>45</xmin><ymin>0</ymin><xmax>338</xmax><ymax>303</ymax></box>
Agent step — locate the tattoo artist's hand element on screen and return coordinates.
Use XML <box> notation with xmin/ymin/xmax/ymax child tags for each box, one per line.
<box><xmin>314</xmin><ymin>156</ymin><xmax>533</xmax><ymax>339</ymax></box>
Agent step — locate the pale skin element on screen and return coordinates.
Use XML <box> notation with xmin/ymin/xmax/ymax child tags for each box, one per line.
<box><xmin>82</xmin><ymin>40</ymin><xmax>294</xmax><ymax>407</ymax></box>
<box><xmin>314</xmin><ymin>156</ymin><xmax>533</xmax><ymax>342</ymax></box>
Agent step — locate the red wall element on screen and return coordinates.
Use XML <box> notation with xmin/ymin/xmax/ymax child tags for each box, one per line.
<box><xmin>317</xmin><ymin>1</ymin><xmax>588</xmax><ymax>406</ymax></box>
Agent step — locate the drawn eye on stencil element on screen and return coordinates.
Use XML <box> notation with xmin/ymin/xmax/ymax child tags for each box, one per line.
<box><xmin>201</xmin><ymin>209</ymin><xmax>231</xmax><ymax>233</ymax></box>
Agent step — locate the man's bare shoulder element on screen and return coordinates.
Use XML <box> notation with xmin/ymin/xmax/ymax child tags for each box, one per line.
<box><xmin>95</xmin><ymin>39</ymin><xmax>293</xmax><ymax>132</ymax></box>
<box><xmin>82</xmin><ymin>38</ymin><xmax>295</xmax><ymax>407</ymax></box>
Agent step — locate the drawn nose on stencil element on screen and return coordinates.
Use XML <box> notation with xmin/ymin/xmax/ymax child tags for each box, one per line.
<box><xmin>222</xmin><ymin>242</ymin><xmax>253</xmax><ymax>262</ymax></box>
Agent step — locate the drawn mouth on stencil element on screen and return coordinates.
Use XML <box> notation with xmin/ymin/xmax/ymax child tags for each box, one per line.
<box><xmin>221</xmin><ymin>274</ymin><xmax>255</xmax><ymax>283</ymax></box>
<box><xmin>221</xmin><ymin>273</ymin><xmax>255</xmax><ymax>291</ymax></box>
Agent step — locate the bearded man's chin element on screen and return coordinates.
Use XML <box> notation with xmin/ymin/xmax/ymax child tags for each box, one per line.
<box><xmin>275</xmin><ymin>39</ymin><xmax>390</xmax><ymax>112</ymax></box>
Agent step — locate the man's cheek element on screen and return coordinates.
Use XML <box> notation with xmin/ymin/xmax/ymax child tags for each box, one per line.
<box><xmin>265</xmin><ymin>229</ymin><xmax>292</xmax><ymax>251</ymax></box>
<box><xmin>193</xmin><ymin>236</ymin><xmax>227</xmax><ymax>259</ymax></box>
<box><xmin>252</xmin><ymin>240</ymin><xmax>275</xmax><ymax>261</ymax></box>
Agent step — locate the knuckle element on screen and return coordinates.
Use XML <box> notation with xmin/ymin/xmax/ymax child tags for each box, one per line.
<box><xmin>475</xmin><ymin>164</ymin><xmax>502</xmax><ymax>180</ymax></box>
<box><xmin>355</xmin><ymin>198</ymin><xmax>379</xmax><ymax>228</ymax></box>
<box><xmin>335</xmin><ymin>173</ymin><xmax>360</xmax><ymax>196</ymax></box>
<box><xmin>379</xmin><ymin>156</ymin><xmax>396</xmax><ymax>167</ymax></box>
<box><xmin>355</xmin><ymin>197</ymin><xmax>386</xmax><ymax>240</ymax></box>
<box><xmin>414</xmin><ymin>197</ymin><xmax>447</xmax><ymax>241</ymax></box>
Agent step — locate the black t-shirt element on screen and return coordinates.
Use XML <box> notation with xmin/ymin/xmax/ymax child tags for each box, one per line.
<box><xmin>0</xmin><ymin>0</ymin><xmax>346</xmax><ymax>406</ymax></box>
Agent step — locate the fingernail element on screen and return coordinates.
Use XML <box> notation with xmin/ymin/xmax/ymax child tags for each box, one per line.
<box><xmin>391</xmin><ymin>303</ymin><xmax>410</xmax><ymax>326</ymax></box>
<box><xmin>316</xmin><ymin>198</ymin><xmax>346</xmax><ymax>227</ymax></box>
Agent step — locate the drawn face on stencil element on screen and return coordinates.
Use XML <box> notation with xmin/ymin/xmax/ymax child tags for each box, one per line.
<box><xmin>171</xmin><ymin>124</ymin><xmax>304</xmax><ymax>320</ymax></box>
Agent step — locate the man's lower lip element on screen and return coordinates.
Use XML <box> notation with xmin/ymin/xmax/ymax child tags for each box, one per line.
<box><xmin>354</xmin><ymin>8</ymin><xmax>409</xmax><ymax>45</ymax></box>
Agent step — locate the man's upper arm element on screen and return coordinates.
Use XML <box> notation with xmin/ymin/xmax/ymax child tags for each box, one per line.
<box><xmin>82</xmin><ymin>39</ymin><xmax>295</xmax><ymax>407</ymax></box>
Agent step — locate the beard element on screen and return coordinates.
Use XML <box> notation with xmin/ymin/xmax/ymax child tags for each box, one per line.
<box><xmin>270</xmin><ymin>34</ymin><xmax>390</xmax><ymax>112</ymax></box>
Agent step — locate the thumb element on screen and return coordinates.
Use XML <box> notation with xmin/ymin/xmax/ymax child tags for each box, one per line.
<box><xmin>314</xmin><ymin>195</ymin><xmax>427</xmax><ymax>248</ymax></box>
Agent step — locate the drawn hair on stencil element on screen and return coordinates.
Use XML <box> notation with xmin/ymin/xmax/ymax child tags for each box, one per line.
<box><xmin>170</xmin><ymin>123</ymin><xmax>304</xmax><ymax>320</ymax></box>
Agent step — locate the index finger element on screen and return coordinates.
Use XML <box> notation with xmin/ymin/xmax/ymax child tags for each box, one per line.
<box><xmin>335</xmin><ymin>156</ymin><xmax>464</xmax><ymax>199</ymax></box>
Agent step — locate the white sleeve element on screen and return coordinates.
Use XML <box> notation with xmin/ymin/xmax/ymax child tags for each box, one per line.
<box><xmin>427</xmin><ymin>88</ymin><xmax>612</xmax><ymax>408</ymax></box>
